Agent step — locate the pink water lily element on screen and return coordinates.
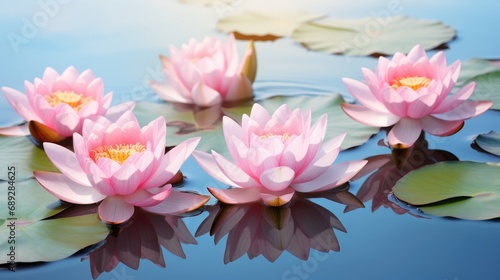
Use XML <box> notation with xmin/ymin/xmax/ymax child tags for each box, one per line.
<box><xmin>341</xmin><ymin>44</ymin><xmax>493</xmax><ymax>148</ymax></box>
<box><xmin>34</xmin><ymin>111</ymin><xmax>209</xmax><ymax>224</ymax></box>
<box><xmin>193</xmin><ymin>103</ymin><xmax>367</xmax><ymax>207</ymax></box>
<box><xmin>1</xmin><ymin>66</ymin><xmax>134</xmax><ymax>143</ymax></box>
<box><xmin>149</xmin><ymin>34</ymin><xmax>256</xmax><ymax>107</ymax></box>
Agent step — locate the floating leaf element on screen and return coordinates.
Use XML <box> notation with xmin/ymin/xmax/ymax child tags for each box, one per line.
<box><xmin>217</xmin><ymin>10</ymin><xmax>325</xmax><ymax>40</ymax></box>
<box><xmin>456</xmin><ymin>58</ymin><xmax>500</xmax><ymax>110</ymax></box>
<box><xmin>474</xmin><ymin>131</ymin><xmax>500</xmax><ymax>156</ymax></box>
<box><xmin>135</xmin><ymin>95</ymin><xmax>378</xmax><ymax>157</ymax></box>
<box><xmin>0</xmin><ymin>178</ymin><xmax>109</xmax><ymax>263</ymax></box>
<box><xmin>292</xmin><ymin>15</ymin><xmax>455</xmax><ymax>56</ymax></box>
<box><xmin>393</xmin><ymin>161</ymin><xmax>500</xmax><ymax>220</ymax></box>
<box><xmin>0</xmin><ymin>136</ymin><xmax>58</xmax><ymax>180</ymax></box>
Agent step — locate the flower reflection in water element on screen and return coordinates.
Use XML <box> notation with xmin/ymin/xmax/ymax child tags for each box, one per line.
<box><xmin>346</xmin><ymin>132</ymin><xmax>458</xmax><ymax>215</ymax></box>
<box><xmin>166</xmin><ymin>103</ymin><xmax>224</xmax><ymax>134</ymax></box>
<box><xmin>196</xmin><ymin>187</ymin><xmax>363</xmax><ymax>263</ymax></box>
<box><xmin>81</xmin><ymin>207</ymin><xmax>198</xmax><ymax>279</ymax></box>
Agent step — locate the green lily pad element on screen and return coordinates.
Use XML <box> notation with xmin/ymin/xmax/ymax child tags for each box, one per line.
<box><xmin>217</xmin><ymin>10</ymin><xmax>325</xmax><ymax>40</ymax></box>
<box><xmin>291</xmin><ymin>15</ymin><xmax>455</xmax><ymax>56</ymax></box>
<box><xmin>0</xmin><ymin>178</ymin><xmax>109</xmax><ymax>263</ymax></box>
<box><xmin>456</xmin><ymin>58</ymin><xmax>500</xmax><ymax>110</ymax></box>
<box><xmin>393</xmin><ymin>161</ymin><xmax>500</xmax><ymax>220</ymax></box>
<box><xmin>474</xmin><ymin>131</ymin><xmax>500</xmax><ymax>156</ymax></box>
<box><xmin>135</xmin><ymin>95</ymin><xmax>378</xmax><ymax>157</ymax></box>
<box><xmin>0</xmin><ymin>136</ymin><xmax>58</xmax><ymax>180</ymax></box>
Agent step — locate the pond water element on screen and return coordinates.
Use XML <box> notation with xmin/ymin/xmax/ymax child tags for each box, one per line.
<box><xmin>1</xmin><ymin>0</ymin><xmax>500</xmax><ymax>279</ymax></box>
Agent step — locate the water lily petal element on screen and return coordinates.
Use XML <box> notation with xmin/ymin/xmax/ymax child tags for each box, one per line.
<box><xmin>259</xmin><ymin>166</ymin><xmax>295</xmax><ymax>192</ymax></box>
<box><xmin>34</xmin><ymin>171</ymin><xmax>105</xmax><ymax>204</ymax></box>
<box><xmin>292</xmin><ymin>160</ymin><xmax>367</xmax><ymax>193</ymax></box>
<box><xmin>432</xmin><ymin>82</ymin><xmax>476</xmax><ymax>114</ymax></box>
<box><xmin>191</xmin><ymin>82</ymin><xmax>222</xmax><ymax>107</ymax></box>
<box><xmin>421</xmin><ymin>116</ymin><xmax>464</xmax><ymax>136</ymax></box>
<box><xmin>0</xmin><ymin>123</ymin><xmax>30</xmax><ymax>136</ymax></box>
<box><xmin>207</xmin><ymin>187</ymin><xmax>261</xmax><ymax>204</ymax></box>
<box><xmin>387</xmin><ymin>118</ymin><xmax>423</xmax><ymax>148</ymax></box>
<box><xmin>260</xmin><ymin>187</ymin><xmax>295</xmax><ymax>207</ymax></box>
<box><xmin>98</xmin><ymin>196</ymin><xmax>135</xmax><ymax>224</ymax></box>
<box><xmin>343</xmin><ymin>77</ymin><xmax>388</xmax><ymax>112</ymax></box>
<box><xmin>212</xmin><ymin>150</ymin><xmax>262</xmax><ymax>188</ymax></box>
<box><xmin>341</xmin><ymin>103</ymin><xmax>400</xmax><ymax>127</ymax></box>
<box><xmin>192</xmin><ymin>150</ymin><xmax>235</xmax><ymax>186</ymax></box>
<box><xmin>43</xmin><ymin>142</ymin><xmax>91</xmax><ymax>186</ymax></box>
<box><xmin>124</xmin><ymin>186</ymin><xmax>172</xmax><ymax>207</ymax></box>
<box><xmin>432</xmin><ymin>100</ymin><xmax>493</xmax><ymax>121</ymax></box>
<box><xmin>143</xmin><ymin>190</ymin><xmax>210</xmax><ymax>215</ymax></box>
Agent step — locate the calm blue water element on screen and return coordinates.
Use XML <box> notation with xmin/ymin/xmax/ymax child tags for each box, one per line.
<box><xmin>1</xmin><ymin>0</ymin><xmax>500</xmax><ymax>279</ymax></box>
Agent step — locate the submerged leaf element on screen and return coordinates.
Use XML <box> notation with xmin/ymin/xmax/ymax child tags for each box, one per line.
<box><xmin>393</xmin><ymin>161</ymin><xmax>500</xmax><ymax>220</ymax></box>
<box><xmin>292</xmin><ymin>15</ymin><xmax>455</xmax><ymax>56</ymax></box>
<box><xmin>456</xmin><ymin>58</ymin><xmax>500</xmax><ymax>110</ymax></box>
<box><xmin>217</xmin><ymin>10</ymin><xmax>325</xmax><ymax>40</ymax></box>
<box><xmin>0</xmin><ymin>136</ymin><xmax>58</xmax><ymax>180</ymax></box>
<box><xmin>474</xmin><ymin>131</ymin><xmax>500</xmax><ymax>156</ymax></box>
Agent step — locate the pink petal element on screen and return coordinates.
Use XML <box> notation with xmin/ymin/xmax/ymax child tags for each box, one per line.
<box><xmin>432</xmin><ymin>82</ymin><xmax>476</xmax><ymax>114</ymax></box>
<box><xmin>259</xmin><ymin>166</ymin><xmax>295</xmax><ymax>192</ymax></box>
<box><xmin>0</xmin><ymin>123</ymin><xmax>30</xmax><ymax>136</ymax></box>
<box><xmin>421</xmin><ymin>116</ymin><xmax>464</xmax><ymax>136</ymax></box>
<box><xmin>142</xmin><ymin>190</ymin><xmax>210</xmax><ymax>215</ymax></box>
<box><xmin>212</xmin><ymin>150</ymin><xmax>262</xmax><ymax>188</ymax></box>
<box><xmin>98</xmin><ymin>196</ymin><xmax>135</xmax><ymax>224</ymax></box>
<box><xmin>43</xmin><ymin>142</ymin><xmax>91</xmax><ymax>186</ymax></box>
<box><xmin>387</xmin><ymin>118</ymin><xmax>423</xmax><ymax>148</ymax></box>
<box><xmin>224</xmin><ymin>73</ymin><xmax>253</xmax><ymax>102</ymax></box>
<box><xmin>381</xmin><ymin>87</ymin><xmax>408</xmax><ymax>117</ymax></box>
<box><xmin>191</xmin><ymin>82</ymin><xmax>222</xmax><ymax>107</ymax></box>
<box><xmin>34</xmin><ymin>171</ymin><xmax>105</xmax><ymax>204</ymax></box>
<box><xmin>104</xmin><ymin>101</ymin><xmax>135</xmax><ymax>123</ymax></box>
<box><xmin>110</xmin><ymin>164</ymin><xmax>141</xmax><ymax>195</ymax></box>
<box><xmin>42</xmin><ymin>67</ymin><xmax>60</xmax><ymax>87</ymax></box>
<box><xmin>406</xmin><ymin>44</ymin><xmax>427</xmax><ymax>61</ymax></box>
<box><xmin>407</xmin><ymin>93</ymin><xmax>438</xmax><ymax>118</ymax></box>
<box><xmin>292</xmin><ymin>160</ymin><xmax>367</xmax><ymax>193</ymax></box>
<box><xmin>149</xmin><ymin>81</ymin><xmax>192</xmax><ymax>104</ymax></box>
<box><xmin>207</xmin><ymin>187</ymin><xmax>261</xmax><ymax>204</ymax></box>
<box><xmin>192</xmin><ymin>150</ymin><xmax>235</xmax><ymax>186</ymax></box>
<box><xmin>431</xmin><ymin>100</ymin><xmax>492</xmax><ymax>121</ymax></box>
<box><xmin>141</xmin><ymin>137</ymin><xmax>200</xmax><ymax>189</ymax></box>
<box><xmin>123</xmin><ymin>186</ymin><xmax>172</xmax><ymax>207</ymax></box>
<box><xmin>342</xmin><ymin>77</ymin><xmax>388</xmax><ymax>112</ymax></box>
<box><xmin>249</xmin><ymin>103</ymin><xmax>271</xmax><ymax>127</ymax></box>
<box><xmin>260</xmin><ymin>187</ymin><xmax>295</xmax><ymax>207</ymax></box>
<box><xmin>53</xmin><ymin>108</ymin><xmax>81</xmax><ymax>137</ymax></box>
<box><xmin>2</xmin><ymin>87</ymin><xmax>41</xmax><ymax>122</ymax></box>
<box><xmin>341</xmin><ymin>103</ymin><xmax>400</xmax><ymax>127</ymax></box>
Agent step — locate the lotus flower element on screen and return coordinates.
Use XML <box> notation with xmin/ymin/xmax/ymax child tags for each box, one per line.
<box><xmin>341</xmin><ymin>44</ymin><xmax>493</xmax><ymax>148</ymax></box>
<box><xmin>1</xmin><ymin>66</ymin><xmax>134</xmax><ymax>143</ymax></box>
<box><xmin>192</xmin><ymin>103</ymin><xmax>367</xmax><ymax>207</ymax></box>
<box><xmin>196</xmin><ymin>198</ymin><xmax>345</xmax><ymax>263</ymax></box>
<box><xmin>149</xmin><ymin>34</ymin><xmax>256</xmax><ymax>107</ymax></box>
<box><xmin>34</xmin><ymin>111</ymin><xmax>209</xmax><ymax>224</ymax></box>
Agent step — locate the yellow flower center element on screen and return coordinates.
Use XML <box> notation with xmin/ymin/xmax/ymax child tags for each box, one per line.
<box><xmin>391</xmin><ymin>76</ymin><xmax>431</xmax><ymax>90</ymax></box>
<box><xmin>260</xmin><ymin>132</ymin><xmax>292</xmax><ymax>142</ymax></box>
<box><xmin>44</xmin><ymin>91</ymin><xmax>94</xmax><ymax>111</ymax></box>
<box><xmin>90</xmin><ymin>143</ymin><xmax>146</xmax><ymax>164</ymax></box>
